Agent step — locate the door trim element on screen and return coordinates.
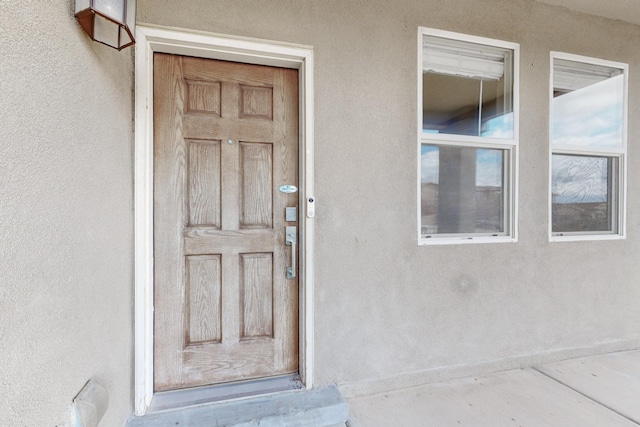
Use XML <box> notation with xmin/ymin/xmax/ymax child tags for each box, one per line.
<box><xmin>134</xmin><ymin>25</ymin><xmax>315</xmax><ymax>416</ymax></box>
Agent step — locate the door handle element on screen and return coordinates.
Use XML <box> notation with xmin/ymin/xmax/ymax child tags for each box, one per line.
<box><xmin>286</xmin><ymin>226</ymin><xmax>296</xmax><ymax>279</ymax></box>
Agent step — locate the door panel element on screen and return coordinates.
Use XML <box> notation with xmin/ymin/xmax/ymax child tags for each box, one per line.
<box><xmin>153</xmin><ymin>53</ymin><xmax>299</xmax><ymax>391</ymax></box>
<box><xmin>240</xmin><ymin>253</ymin><xmax>274</xmax><ymax>339</ymax></box>
<box><xmin>187</xmin><ymin>140</ymin><xmax>221</xmax><ymax>228</ymax></box>
<box><xmin>186</xmin><ymin>255</ymin><xmax>222</xmax><ymax>344</ymax></box>
<box><xmin>239</xmin><ymin>142</ymin><xmax>273</xmax><ymax>228</ymax></box>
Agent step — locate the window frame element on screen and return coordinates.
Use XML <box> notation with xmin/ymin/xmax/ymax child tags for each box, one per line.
<box><xmin>548</xmin><ymin>51</ymin><xmax>628</xmax><ymax>242</ymax></box>
<box><xmin>417</xmin><ymin>27</ymin><xmax>520</xmax><ymax>245</ymax></box>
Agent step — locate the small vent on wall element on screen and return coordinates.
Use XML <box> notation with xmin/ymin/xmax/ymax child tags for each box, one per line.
<box><xmin>71</xmin><ymin>379</ymin><xmax>109</xmax><ymax>427</ymax></box>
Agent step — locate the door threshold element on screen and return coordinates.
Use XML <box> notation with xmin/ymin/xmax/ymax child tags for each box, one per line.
<box><xmin>127</xmin><ymin>385</ymin><xmax>348</xmax><ymax>427</ymax></box>
<box><xmin>147</xmin><ymin>375</ymin><xmax>304</xmax><ymax>413</ymax></box>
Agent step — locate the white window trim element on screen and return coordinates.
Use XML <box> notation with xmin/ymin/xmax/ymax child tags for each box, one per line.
<box><xmin>417</xmin><ymin>27</ymin><xmax>520</xmax><ymax>245</ymax></box>
<box><xmin>134</xmin><ymin>25</ymin><xmax>315</xmax><ymax>416</ymax></box>
<box><xmin>548</xmin><ymin>51</ymin><xmax>628</xmax><ymax>242</ymax></box>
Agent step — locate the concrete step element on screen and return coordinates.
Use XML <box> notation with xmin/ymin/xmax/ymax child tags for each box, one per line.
<box><xmin>126</xmin><ymin>385</ymin><xmax>348</xmax><ymax>427</ymax></box>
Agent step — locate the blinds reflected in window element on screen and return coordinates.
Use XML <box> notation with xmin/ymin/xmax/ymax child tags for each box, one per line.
<box><xmin>422</xmin><ymin>37</ymin><xmax>514</xmax><ymax>138</ymax></box>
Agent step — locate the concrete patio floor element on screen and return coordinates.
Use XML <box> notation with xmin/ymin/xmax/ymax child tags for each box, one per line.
<box><xmin>347</xmin><ymin>350</ymin><xmax>640</xmax><ymax>426</ymax></box>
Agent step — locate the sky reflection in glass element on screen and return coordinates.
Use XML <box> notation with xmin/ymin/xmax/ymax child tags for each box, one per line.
<box><xmin>421</xmin><ymin>145</ymin><xmax>503</xmax><ymax>187</ymax></box>
<box><xmin>552</xmin><ymin>74</ymin><xmax>624</xmax><ymax>149</ymax></box>
<box><xmin>481</xmin><ymin>112</ymin><xmax>513</xmax><ymax>138</ymax></box>
<box><xmin>552</xmin><ymin>155</ymin><xmax>609</xmax><ymax>204</ymax></box>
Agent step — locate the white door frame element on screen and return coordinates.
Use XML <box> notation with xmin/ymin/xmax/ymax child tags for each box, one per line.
<box><xmin>134</xmin><ymin>25</ymin><xmax>315</xmax><ymax>416</ymax></box>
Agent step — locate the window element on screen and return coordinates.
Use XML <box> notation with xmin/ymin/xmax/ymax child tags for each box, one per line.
<box><xmin>550</xmin><ymin>53</ymin><xmax>627</xmax><ymax>240</ymax></box>
<box><xmin>418</xmin><ymin>28</ymin><xmax>519</xmax><ymax>244</ymax></box>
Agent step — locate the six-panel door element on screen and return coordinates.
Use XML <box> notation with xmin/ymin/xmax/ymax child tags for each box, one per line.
<box><xmin>153</xmin><ymin>53</ymin><xmax>299</xmax><ymax>391</ymax></box>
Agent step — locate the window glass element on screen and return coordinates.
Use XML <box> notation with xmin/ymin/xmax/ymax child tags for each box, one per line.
<box><xmin>421</xmin><ymin>144</ymin><xmax>507</xmax><ymax>235</ymax></box>
<box><xmin>422</xmin><ymin>37</ymin><xmax>514</xmax><ymax>138</ymax></box>
<box><xmin>552</xmin><ymin>154</ymin><xmax>616</xmax><ymax>233</ymax></box>
<box><xmin>552</xmin><ymin>60</ymin><xmax>624</xmax><ymax>149</ymax></box>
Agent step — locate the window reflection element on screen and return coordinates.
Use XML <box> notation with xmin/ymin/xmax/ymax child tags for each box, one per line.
<box><xmin>422</xmin><ymin>74</ymin><xmax>514</xmax><ymax>138</ymax></box>
<box><xmin>422</xmin><ymin>37</ymin><xmax>514</xmax><ymax>138</ymax></box>
<box><xmin>421</xmin><ymin>145</ymin><xmax>506</xmax><ymax>235</ymax></box>
<box><xmin>482</xmin><ymin>112</ymin><xmax>513</xmax><ymax>138</ymax></box>
<box><xmin>552</xmin><ymin>61</ymin><xmax>624</xmax><ymax>149</ymax></box>
<box><xmin>552</xmin><ymin>154</ymin><xmax>615</xmax><ymax>233</ymax></box>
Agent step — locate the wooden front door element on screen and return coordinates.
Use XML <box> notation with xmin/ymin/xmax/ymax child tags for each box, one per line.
<box><xmin>153</xmin><ymin>53</ymin><xmax>299</xmax><ymax>391</ymax></box>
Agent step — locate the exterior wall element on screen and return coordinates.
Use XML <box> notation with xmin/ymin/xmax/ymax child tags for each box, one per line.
<box><xmin>138</xmin><ymin>0</ymin><xmax>640</xmax><ymax>397</ymax></box>
<box><xmin>2</xmin><ymin>0</ymin><xmax>640</xmax><ymax>425</ymax></box>
<box><xmin>0</xmin><ymin>2</ymin><xmax>133</xmax><ymax>426</ymax></box>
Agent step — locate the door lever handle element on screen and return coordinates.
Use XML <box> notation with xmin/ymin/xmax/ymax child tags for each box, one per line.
<box><xmin>285</xmin><ymin>226</ymin><xmax>296</xmax><ymax>279</ymax></box>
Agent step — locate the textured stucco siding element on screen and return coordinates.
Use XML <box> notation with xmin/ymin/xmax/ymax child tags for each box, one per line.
<box><xmin>2</xmin><ymin>0</ymin><xmax>640</xmax><ymax>426</ymax></box>
<box><xmin>137</xmin><ymin>0</ymin><xmax>640</xmax><ymax>396</ymax></box>
<box><xmin>0</xmin><ymin>1</ymin><xmax>133</xmax><ymax>426</ymax></box>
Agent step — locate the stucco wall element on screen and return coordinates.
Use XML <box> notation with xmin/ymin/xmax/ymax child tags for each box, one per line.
<box><xmin>0</xmin><ymin>1</ymin><xmax>133</xmax><ymax>426</ymax></box>
<box><xmin>138</xmin><ymin>0</ymin><xmax>640</xmax><ymax>397</ymax></box>
<box><xmin>3</xmin><ymin>0</ymin><xmax>640</xmax><ymax>425</ymax></box>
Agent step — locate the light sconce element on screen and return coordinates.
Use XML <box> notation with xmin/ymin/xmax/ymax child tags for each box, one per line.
<box><xmin>75</xmin><ymin>0</ymin><xmax>136</xmax><ymax>50</ymax></box>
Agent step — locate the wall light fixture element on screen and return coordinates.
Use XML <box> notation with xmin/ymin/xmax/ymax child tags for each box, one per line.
<box><xmin>75</xmin><ymin>0</ymin><xmax>135</xmax><ymax>50</ymax></box>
